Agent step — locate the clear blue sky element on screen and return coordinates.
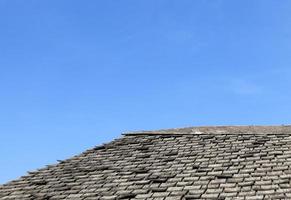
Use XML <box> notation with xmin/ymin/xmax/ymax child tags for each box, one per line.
<box><xmin>1</xmin><ymin>0</ymin><xmax>291</xmax><ymax>183</ymax></box>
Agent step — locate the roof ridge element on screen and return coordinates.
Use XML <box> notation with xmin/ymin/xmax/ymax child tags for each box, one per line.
<box><xmin>123</xmin><ymin>125</ymin><xmax>291</xmax><ymax>135</ymax></box>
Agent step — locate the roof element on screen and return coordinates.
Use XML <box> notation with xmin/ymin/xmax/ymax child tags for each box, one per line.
<box><xmin>1</xmin><ymin>125</ymin><xmax>291</xmax><ymax>199</ymax></box>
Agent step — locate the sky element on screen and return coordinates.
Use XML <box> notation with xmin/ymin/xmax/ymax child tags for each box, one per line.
<box><xmin>1</xmin><ymin>0</ymin><xmax>291</xmax><ymax>183</ymax></box>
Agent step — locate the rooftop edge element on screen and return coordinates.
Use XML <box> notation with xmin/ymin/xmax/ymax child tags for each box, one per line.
<box><xmin>123</xmin><ymin>125</ymin><xmax>291</xmax><ymax>135</ymax></box>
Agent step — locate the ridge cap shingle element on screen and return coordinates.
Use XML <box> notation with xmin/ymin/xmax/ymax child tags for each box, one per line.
<box><xmin>123</xmin><ymin>125</ymin><xmax>291</xmax><ymax>135</ymax></box>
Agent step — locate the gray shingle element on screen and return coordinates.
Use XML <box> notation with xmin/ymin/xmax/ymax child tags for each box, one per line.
<box><xmin>2</xmin><ymin>125</ymin><xmax>291</xmax><ymax>199</ymax></box>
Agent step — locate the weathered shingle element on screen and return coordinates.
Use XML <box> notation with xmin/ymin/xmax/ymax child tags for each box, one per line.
<box><xmin>1</xmin><ymin>126</ymin><xmax>291</xmax><ymax>199</ymax></box>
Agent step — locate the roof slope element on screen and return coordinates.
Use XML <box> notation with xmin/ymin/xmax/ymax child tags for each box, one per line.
<box><xmin>2</xmin><ymin>126</ymin><xmax>291</xmax><ymax>199</ymax></box>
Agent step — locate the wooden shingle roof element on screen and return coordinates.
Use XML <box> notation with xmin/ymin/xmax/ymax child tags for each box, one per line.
<box><xmin>1</xmin><ymin>126</ymin><xmax>291</xmax><ymax>199</ymax></box>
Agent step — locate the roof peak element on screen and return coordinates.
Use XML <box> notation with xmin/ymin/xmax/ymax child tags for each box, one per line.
<box><xmin>124</xmin><ymin>125</ymin><xmax>291</xmax><ymax>135</ymax></box>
